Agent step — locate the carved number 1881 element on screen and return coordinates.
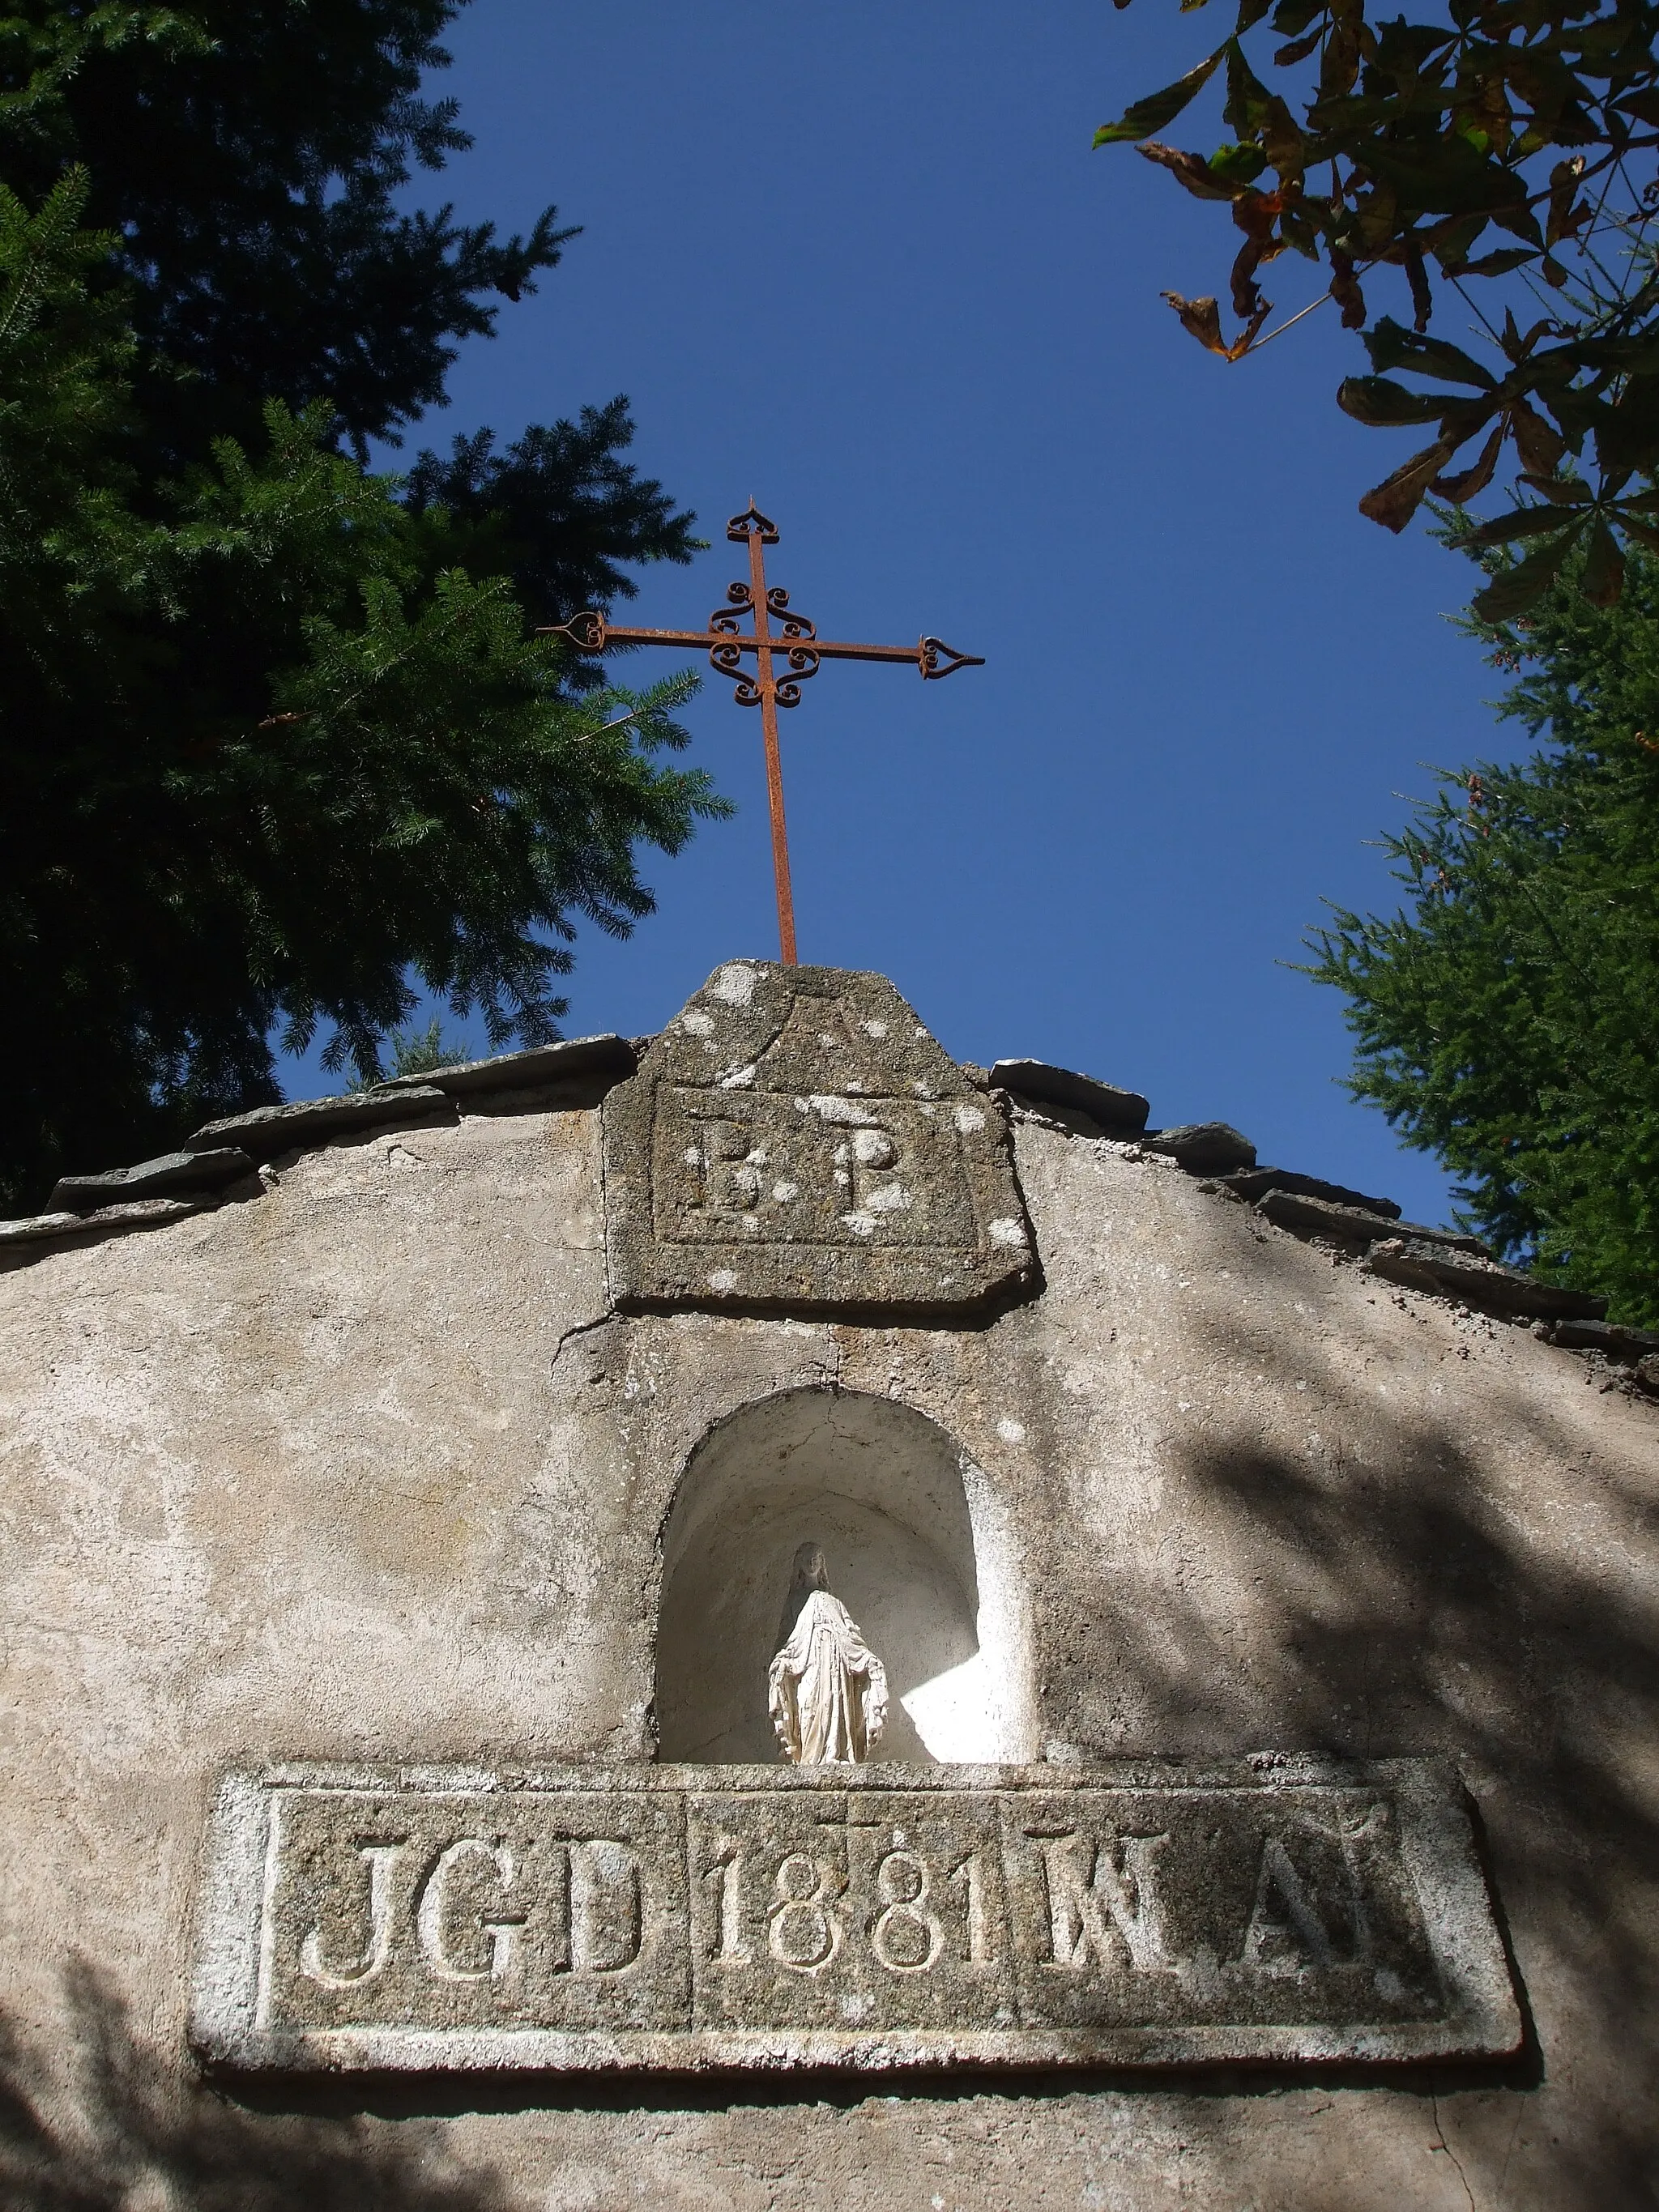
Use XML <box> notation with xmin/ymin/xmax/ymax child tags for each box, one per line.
<box><xmin>703</xmin><ymin>1846</ymin><xmax>996</xmax><ymax>1974</ymax></box>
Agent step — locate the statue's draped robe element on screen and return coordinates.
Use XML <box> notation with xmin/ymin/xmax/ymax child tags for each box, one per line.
<box><xmin>768</xmin><ymin>1590</ymin><xmax>889</xmax><ymax>1764</ymax></box>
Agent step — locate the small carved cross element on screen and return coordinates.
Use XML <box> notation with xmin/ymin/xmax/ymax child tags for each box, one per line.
<box><xmin>541</xmin><ymin>501</ymin><xmax>983</xmax><ymax>965</ymax></box>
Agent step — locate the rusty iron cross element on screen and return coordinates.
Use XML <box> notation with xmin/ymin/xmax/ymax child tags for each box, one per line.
<box><xmin>540</xmin><ymin>501</ymin><xmax>983</xmax><ymax>966</ymax></box>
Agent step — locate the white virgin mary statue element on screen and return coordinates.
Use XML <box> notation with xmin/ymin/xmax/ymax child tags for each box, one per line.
<box><xmin>767</xmin><ymin>1544</ymin><xmax>889</xmax><ymax>1765</ymax></box>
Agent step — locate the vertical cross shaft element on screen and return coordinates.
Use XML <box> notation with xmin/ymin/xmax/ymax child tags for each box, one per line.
<box><xmin>743</xmin><ymin>525</ymin><xmax>799</xmax><ymax>965</ymax></box>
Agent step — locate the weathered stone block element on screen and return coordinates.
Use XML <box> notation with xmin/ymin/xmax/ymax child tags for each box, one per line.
<box><xmin>1535</xmin><ymin>1316</ymin><xmax>1659</xmax><ymax>1358</ymax></box>
<box><xmin>1259</xmin><ymin>1188</ymin><xmax>1491</xmax><ymax>1254</ymax></box>
<box><xmin>1365</xmin><ymin>1234</ymin><xmax>1609</xmax><ymax>1320</ymax></box>
<box><xmin>372</xmin><ymin>1034</ymin><xmax>636</xmax><ymax>1103</ymax></box>
<box><xmin>191</xmin><ymin>1759</ymin><xmax>1520</xmax><ymax>2073</ymax></box>
<box><xmin>1215</xmin><ymin>1166</ymin><xmax>1402</xmax><ymax>1217</ymax></box>
<box><xmin>186</xmin><ymin>1085</ymin><xmax>456</xmax><ymax>1161</ymax></box>
<box><xmin>603</xmin><ymin>964</ymin><xmax>1035</xmax><ymax>1315</ymax></box>
<box><xmin>0</xmin><ymin>1193</ymin><xmax>217</xmax><ymax>1251</ymax></box>
<box><xmin>49</xmin><ymin>1146</ymin><xmax>254</xmax><ymax>1212</ymax></box>
<box><xmin>987</xmin><ymin>1059</ymin><xmax>1149</xmax><ymax>1135</ymax></box>
<box><xmin>1141</xmin><ymin>1123</ymin><xmax>1257</xmax><ymax>1174</ymax></box>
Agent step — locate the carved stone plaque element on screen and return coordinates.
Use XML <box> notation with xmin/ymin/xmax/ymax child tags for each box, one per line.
<box><xmin>191</xmin><ymin>1760</ymin><xmax>1520</xmax><ymax>2073</ymax></box>
<box><xmin>603</xmin><ymin>962</ymin><xmax>1035</xmax><ymax>1312</ymax></box>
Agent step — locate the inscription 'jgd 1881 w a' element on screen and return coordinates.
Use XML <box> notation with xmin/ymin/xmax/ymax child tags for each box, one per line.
<box><xmin>191</xmin><ymin>1761</ymin><xmax>1521</xmax><ymax>2073</ymax></box>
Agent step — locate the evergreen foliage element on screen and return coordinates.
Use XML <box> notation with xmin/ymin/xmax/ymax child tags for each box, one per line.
<box><xmin>1307</xmin><ymin>537</ymin><xmax>1659</xmax><ymax>1324</ymax></box>
<box><xmin>1</xmin><ymin>1</ymin><xmax>560</xmax><ymax>456</ymax></box>
<box><xmin>348</xmin><ymin>1018</ymin><xmax>472</xmax><ymax>1086</ymax></box>
<box><xmin>0</xmin><ymin>6</ymin><xmax>723</xmax><ymax>1212</ymax></box>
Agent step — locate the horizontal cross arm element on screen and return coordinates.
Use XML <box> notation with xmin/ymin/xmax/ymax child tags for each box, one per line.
<box><xmin>539</xmin><ymin>615</ymin><xmax>983</xmax><ymax>678</ymax></box>
<box><xmin>544</xmin><ymin>621</ymin><xmax>720</xmax><ymax>652</ymax></box>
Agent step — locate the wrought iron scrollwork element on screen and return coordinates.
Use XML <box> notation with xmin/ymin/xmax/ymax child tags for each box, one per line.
<box><xmin>726</xmin><ymin>499</ymin><xmax>779</xmax><ymax>544</ymax></box>
<box><xmin>768</xmin><ymin>585</ymin><xmax>821</xmax><ymax>704</ymax></box>
<box><xmin>705</xmin><ymin>579</ymin><xmax>825</xmax><ymax>705</ymax></box>
<box><xmin>775</xmin><ymin>645</ymin><xmax>821</xmax><ymax>708</ymax></box>
<box><xmin>767</xmin><ymin>586</ymin><xmax>817</xmax><ymax>641</ymax></box>
<box><xmin>710</xmin><ymin>637</ymin><xmax>762</xmax><ymax>705</ymax></box>
<box><xmin>710</xmin><ymin>582</ymin><xmax>759</xmax><ymax>701</ymax></box>
<box><xmin>710</xmin><ymin>582</ymin><xmax>753</xmax><ymax>634</ymax></box>
<box><xmin>544</xmin><ymin>610</ymin><xmax>608</xmax><ymax>653</ymax></box>
<box><xmin>919</xmin><ymin>637</ymin><xmax>986</xmax><ymax>680</ymax></box>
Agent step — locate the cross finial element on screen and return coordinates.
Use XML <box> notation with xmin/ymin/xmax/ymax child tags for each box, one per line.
<box><xmin>728</xmin><ymin>499</ymin><xmax>778</xmax><ymax>545</ymax></box>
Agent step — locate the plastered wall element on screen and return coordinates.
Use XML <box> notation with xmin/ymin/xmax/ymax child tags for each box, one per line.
<box><xmin>0</xmin><ymin>1097</ymin><xmax>1655</xmax><ymax>2209</ymax></box>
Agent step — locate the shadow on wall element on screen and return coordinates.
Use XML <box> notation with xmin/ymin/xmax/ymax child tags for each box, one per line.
<box><xmin>0</xmin><ymin>1962</ymin><xmax>1557</xmax><ymax>2212</ymax></box>
<box><xmin>655</xmin><ymin>1388</ymin><xmax>1016</xmax><ymax>1764</ymax></box>
<box><xmin>1030</xmin><ymin>1226</ymin><xmax>1659</xmax><ymax>2210</ymax></box>
<box><xmin>0</xmin><ymin>1962</ymin><xmax>509</xmax><ymax>2211</ymax></box>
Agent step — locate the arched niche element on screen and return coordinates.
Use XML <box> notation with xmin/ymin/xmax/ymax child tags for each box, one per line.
<box><xmin>655</xmin><ymin>1388</ymin><xmax>1030</xmax><ymax>1764</ymax></box>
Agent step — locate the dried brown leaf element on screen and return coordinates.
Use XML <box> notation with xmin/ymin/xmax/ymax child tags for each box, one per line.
<box><xmin>1330</xmin><ymin>247</ymin><xmax>1367</xmax><ymax>330</ymax></box>
<box><xmin>1320</xmin><ymin>0</ymin><xmax>1363</xmax><ymax>100</ymax></box>
<box><xmin>1358</xmin><ymin>437</ymin><xmax>1457</xmax><ymax>532</ymax></box>
<box><xmin>1431</xmin><ymin>423</ymin><xmax>1505</xmax><ymax>503</ymax></box>
<box><xmin>1546</xmin><ymin>156</ymin><xmax>1587</xmax><ymax>248</ymax></box>
<box><xmin>1510</xmin><ymin>400</ymin><xmax>1567</xmax><ymax>476</ymax></box>
<box><xmin>1405</xmin><ymin>237</ymin><xmax>1433</xmax><ymax>335</ymax></box>
<box><xmin>1230</xmin><ymin>297</ymin><xmax>1273</xmax><ymax>358</ymax></box>
<box><xmin>1231</xmin><ymin>234</ymin><xmax>1270</xmax><ymax>320</ymax></box>
<box><xmin>1138</xmin><ymin>142</ymin><xmax>1242</xmax><ymax>202</ymax></box>
<box><xmin>1159</xmin><ymin>290</ymin><xmax>1267</xmax><ymax>362</ymax></box>
<box><xmin>1227</xmin><ymin>188</ymin><xmax>1287</xmax><ymax>319</ymax></box>
<box><xmin>1582</xmin><ymin>516</ymin><xmax>1626</xmax><ymax>607</ymax></box>
<box><xmin>1161</xmin><ymin>291</ymin><xmax>1232</xmax><ymax>355</ymax></box>
<box><xmin>1516</xmin><ymin>471</ymin><xmax>1589</xmax><ymax>504</ymax></box>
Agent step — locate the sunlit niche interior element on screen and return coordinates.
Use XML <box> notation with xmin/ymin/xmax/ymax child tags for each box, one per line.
<box><xmin>655</xmin><ymin>1387</ymin><xmax>1009</xmax><ymax>1764</ymax></box>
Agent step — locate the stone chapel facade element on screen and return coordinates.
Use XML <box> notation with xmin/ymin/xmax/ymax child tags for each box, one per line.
<box><xmin>0</xmin><ymin>959</ymin><xmax>1656</xmax><ymax>2209</ymax></box>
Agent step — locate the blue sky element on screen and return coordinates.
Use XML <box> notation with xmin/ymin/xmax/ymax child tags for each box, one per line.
<box><xmin>286</xmin><ymin>0</ymin><xmax>1521</xmax><ymax>1224</ymax></box>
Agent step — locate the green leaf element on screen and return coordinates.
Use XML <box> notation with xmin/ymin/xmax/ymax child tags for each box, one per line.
<box><xmin>1371</xmin><ymin>16</ymin><xmax>1454</xmax><ymax>75</ymax></box>
<box><xmin>1337</xmin><ymin>375</ymin><xmax>1446</xmax><ymax>427</ymax></box>
<box><xmin>1429</xmin><ymin>215</ymin><xmax>1491</xmax><ymax>271</ymax></box>
<box><xmin>1363</xmin><ymin>318</ymin><xmax>1499</xmax><ymax>390</ymax></box>
<box><xmin>1208</xmin><ymin>140</ymin><xmax>1269</xmax><ymax>185</ymax></box>
<box><xmin>1518</xmin><ymin>472</ymin><xmax>1590</xmax><ymax>505</ymax></box>
<box><xmin>1307</xmin><ymin>89</ymin><xmax>1427</xmax><ymax>131</ymax></box>
<box><xmin>1450</xmin><ymin>247</ymin><xmax>1539</xmax><ymax>279</ymax></box>
<box><xmin>1273</xmin><ymin>25</ymin><xmax>1324</xmax><ymax>62</ymax></box>
<box><xmin>1594</xmin><ymin>373</ymin><xmax>1659</xmax><ymax>477</ymax></box>
<box><xmin>1094</xmin><ymin>49</ymin><xmax>1226</xmax><ymax>145</ymax></box>
<box><xmin>1222</xmin><ymin>36</ymin><xmax>1307</xmax><ymax>172</ymax></box>
<box><xmin>1472</xmin><ymin>504</ymin><xmax>1593</xmax><ymax>544</ymax></box>
<box><xmin>1223</xmin><ymin>36</ymin><xmax>1274</xmax><ymax>136</ymax></box>
<box><xmin>1469</xmin><ymin>527</ymin><xmax>1582</xmax><ymax>619</ymax></box>
<box><xmin>1358</xmin><ymin>138</ymin><xmax>1529</xmax><ymax>219</ymax></box>
<box><xmin>1491</xmin><ymin>203</ymin><xmax>1546</xmax><ymax>249</ymax></box>
<box><xmin>1560</xmin><ymin>334</ymin><xmax>1659</xmax><ymax>372</ymax></box>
